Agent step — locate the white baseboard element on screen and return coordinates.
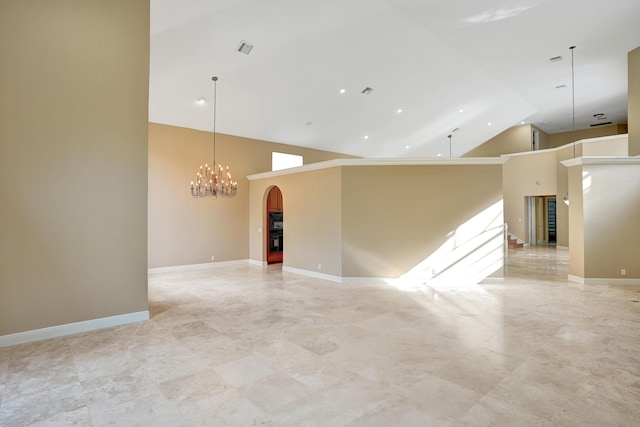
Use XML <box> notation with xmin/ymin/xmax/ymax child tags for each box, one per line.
<box><xmin>341</xmin><ymin>277</ymin><xmax>395</xmax><ymax>285</ymax></box>
<box><xmin>281</xmin><ymin>266</ymin><xmax>394</xmax><ymax>285</ymax></box>
<box><xmin>0</xmin><ymin>310</ymin><xmax>149</xmax><ymax>348</ymax></box>
<box><xmin>567</xmin><ymin>275</ymin><xmax>584</xmax><ymax>284</ymax></box>
<box><xmin>148</xmin><ymin>259</ymin><xmax>250</xmax><ymax>273</ymax></box>
<box><xmin>282</xmin><ymin>266</ymin><xmax>343</xmax><ymax>283</ymax></box>
<box><xmin>249</xmin><ymin>259</ymin><xmax>267</xmax><ymax>267</ymax></box>
<box><xmin>557</xmin><ymin>246</ymin><xmax>569</xmax><ymax>251</ymax></box>
<box><xmin>480</xmin><ymin>277</ymin><xmax>505</xmax><ymax>284</ymax></box>
<box><xmin>568</xmin><ymin>275</ymin><xmax>640</xmax><ymax>285</ymax></box>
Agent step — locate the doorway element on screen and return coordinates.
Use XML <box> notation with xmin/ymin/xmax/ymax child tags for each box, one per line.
<box><xmin>266</xmin><ymin>186</ymin><xmax>283</xmax><ymax>264</ymax></box>
<box><xmin>527</xmin><ymin>195</ymin><xmax>556</xmax><ymax>245</ymax></box>
<box><xmin>532</xmin><ymin>127</ymin><xmax>540</xmax><ymax>151</ymax></box>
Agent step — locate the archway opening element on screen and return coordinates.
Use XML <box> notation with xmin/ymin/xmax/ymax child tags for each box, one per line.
<box><xmin>266</xmin><ymin>186</ymin><xmax>283</xmax><ymax>264</ymax></box>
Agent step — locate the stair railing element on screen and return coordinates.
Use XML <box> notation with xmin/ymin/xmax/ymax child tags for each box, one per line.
<box><xmin>504</xmin><ymin>223</ymin><xmax>509</xmax><ymax>259</ymax></box>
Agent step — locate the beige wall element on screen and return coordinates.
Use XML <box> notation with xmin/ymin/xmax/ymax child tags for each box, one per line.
<box><xmin>464</xmin><ymin>122</ymin><xmax>626</xmax><ymax>155</ymax></box>
<box><xmin>502</xmin><ymin>150</ymin><xmax>557</xmax><ymax>242</ymax></box>
<box><xmin>502</xmin><ymin>135</ymin><xmax>627</xmax><ymax>248</ymax></box>
<box><xmin>556</xmin><ymin>135</ymin><xmax>628</xmax><ymax>248</ymax></box>
<box><xmin>581</xmin><ymin>134</ymin><xmax>629</xmax><ymax>156</ymax></box>
<box><xmin>248</xmin><ymin>168</ymin><xmax>343</xmax><ymax>276</ymax></box>
<box><xmin>463</xmin><ymin>124</ymin><xmax>532</xmax><ymax>157</ymax></box>
<box><xmin>341</xmin><ymin>165</ymin><xmax>504</xmax><ymax>278</ymax></box>
<box><xmin>537</xmin><ymin>128</ymin><xmax>550</xmax><ymax>151</ymax></box>
<box><xmin>543</xmin><ymin>124</ymin><xmax>627</xmax><ymax>150</ymax></box>
<box><xmin>567</xmin><ymin>166</ymin><xmax>585</xmax><ymax>277</ymax></box>
<box><xmin>249</xmin><ymin>161</ymin><xmax>504</xmax><ymax>282</ymax></box>
<box><xmin>566</xmin><ymin>161</ymin><xmax>640</xmax><ymax>280</ymax></box>
<box><xmin>0</xmin><ymin>0</ymin><xmax>150</xmax><ymax>335</ymax></box>
<box><xmin>583</xmin><ymin>164</ymin><xmax>640</xmax><ymax>279</ymax></box>
<box><xmin>149</xmin><ymin>123</ymin><xmax>356</xmax><ymax>268</ymax></box>
<box><xmin>554</xmin><ymin>144</ymin><xmax>579</xmax><ymax>247</ymax></box>
<box><xmin>630</xmin><ymin>46</ymin><xmax>640</xmax><ymax>156</ymax></box>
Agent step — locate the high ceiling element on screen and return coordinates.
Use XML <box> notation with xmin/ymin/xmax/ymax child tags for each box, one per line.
<box><xmin>149</xmin><ymin>0</ymin><xmax>640</xmax><ymax>158</ymax></box>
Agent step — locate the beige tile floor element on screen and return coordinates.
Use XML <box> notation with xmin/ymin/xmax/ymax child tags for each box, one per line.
<box><xmin>1</xmin><ymin>246</ymin><xmax>639</xmax><ymax>426</ymax></box>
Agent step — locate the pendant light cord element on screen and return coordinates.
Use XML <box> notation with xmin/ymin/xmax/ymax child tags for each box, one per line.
<box><xmin>212</xmin><ymin>76</ymin><xmax>218</xmax><ymax>167</ymax></box>
<box><xmin>570</xmin><ymin>46</ymin><xmax>576</xmax><ymax>158</ymax></box>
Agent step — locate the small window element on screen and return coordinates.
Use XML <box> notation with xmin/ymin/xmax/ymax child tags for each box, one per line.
<box><xmin>272</xmin><ymin>152</ymin><xmax>303</xmax><ymax>171</ymax></box>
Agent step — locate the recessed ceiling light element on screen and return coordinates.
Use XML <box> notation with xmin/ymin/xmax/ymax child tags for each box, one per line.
<box><xmin>339</xmin><ymin>88</ymin><xmax>346</xmax><ymax>94</ymax></box>
<box><xmin>363</xmin><ymin>135</ymin><xmax>369</xmax><ymax>140</ymax></box>
<box><xmin>437</xmin><ymin>153</ymin><xmax>442</xmax><ymax>157</ymax></box>
<box><xmin>196</xmin><ymin>97</ymin><xmax>207</xmax><ymax>105</ymax></box>
<box><xmin>405</xmin><ymin>145</ymin><xmax>410</xmax><ymax>149</ymax></box>
<box><xmin>488</xmin><ymin>122</ymin><xmax>493</xmax><ymax>126</ymax></box>
<box><xmin>520</xmin><ymin>121</ymin><xmax>526</xmax><ymax>124</ymax></box>
<box><xmin>397</xmin><ymin>108</ymin><xmax>403</xmax><ymax>114</ymax></box>
<box><xmin>459</xmin><ymin>109</ymin><xmax>464</xmax><ymax>113</ymax></box>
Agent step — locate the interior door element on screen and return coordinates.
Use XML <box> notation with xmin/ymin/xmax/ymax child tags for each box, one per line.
<box><xmin>266</xmin><ymin>186</ymin><xmax>283</xmax><ymax>264</ymax></box>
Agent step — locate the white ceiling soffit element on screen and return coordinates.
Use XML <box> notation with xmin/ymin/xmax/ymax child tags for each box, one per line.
<box><xmin>149</xmin><ymin>0</ymin><xmax>640</xmax><ymax>158</ymax></box>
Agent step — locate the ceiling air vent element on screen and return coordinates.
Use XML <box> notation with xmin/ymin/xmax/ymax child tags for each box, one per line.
<box><xmin>236</xmin><ymin>40</ymin><xmax>254</xmax><ymax>55</ymax></box>
<box><xmin>590</xmin><ymin>122</ymin><xmax>612</xmax><ymax>127</ymax></box>
<box><xmin>550</xmin><ymin>55</ymin><xmax>563</xmax><ymax>62</ymax></box>
<box><xmin>361</xmin><ymin>87</ymin><xmax>374</xmax><ymax>95</ymax></box>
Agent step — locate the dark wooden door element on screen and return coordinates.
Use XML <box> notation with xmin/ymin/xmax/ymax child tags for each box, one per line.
<box><xmin>266</xmin><ymin>187</ymin><xmax>283</xmax><ymax>264</ymax></box>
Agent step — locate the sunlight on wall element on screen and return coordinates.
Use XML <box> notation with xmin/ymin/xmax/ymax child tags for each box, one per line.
<box><xmin>390</xmin><ymin>200</ymin><xmax>504</xmax><ymax>292</ymax></box>
<box><xmin>583</xmin><ymin>171</ymin><xmax>592</xmax><ymax>194</ymax></box>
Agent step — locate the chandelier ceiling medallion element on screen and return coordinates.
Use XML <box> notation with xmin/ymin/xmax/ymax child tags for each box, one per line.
<box><xmin>190</xmin><ymin>76</ymin><xmax>237</xmax><ymax>198</ymax></box>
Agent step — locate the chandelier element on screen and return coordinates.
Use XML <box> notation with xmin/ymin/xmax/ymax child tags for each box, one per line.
<box><xmin>190</xmin><ymin>76</ymin><xmax>238</xmax><ymax>198</ymax></box>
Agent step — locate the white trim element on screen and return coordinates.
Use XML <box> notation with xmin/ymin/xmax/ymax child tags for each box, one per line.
<box><xmin>568</xmin><ymin>274</ymin><xmax>584</xmax><ymax>284</ymax></box>
<box><xmin>502</xmin><ymin>148</ymin><xmax>558</xmax><ymax>158</ymax></box>
<box><xmin>341</xmin><ymin>277</ymin><xmax>395</xmax><ymax>285</ymax></box>
<box><xmin>568</xmin><ymin>275</ymin><xmax>640</xmax><ymax>285</ymax></box>
<box><xmin>248</xmin><ymin>157</ymin><xmax>507</xmax><ymax>180</ymax></box>
<box><xmin>281</xmin><ymin>266</ymin><xmax>396</xmax><ymax>285</ymax></box>
<box><xmin>282</xmin><ymin>266</ymin><xmax>343</xmax><ymax>283</ymax></box>
<box><xmin>249</xmin><ymin>259</ymin><xmax>267</xmax><ymax>267</ymax></box>
<box><xmin>556</xmin><ymin>246</ymin><xmax>569</xmax><ymax>251</ymax></box>
<box><xmin>562</xmin><ymin>156</ymin><xmax>640</xmax><ymax>167</ymax></box>
<box><xmin>501</xmin><ymin>134</ymin><xmax>629</xmax><ymax>158</ymax></box>
<box><xmin>148</xmin><ymin>259</ymin><xmax>250</xmax><ymax>273</ymax></box>
<box><xmin>0</xmin><ymin>311</ymin><xmax>149</xmax><ymax>348</ymax></box>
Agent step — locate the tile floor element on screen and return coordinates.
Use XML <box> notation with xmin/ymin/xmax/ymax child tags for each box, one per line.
<box><xmin>1</xmin><ymin>246</ymin><xmax>639</xmax><ymax>426</ymax></box>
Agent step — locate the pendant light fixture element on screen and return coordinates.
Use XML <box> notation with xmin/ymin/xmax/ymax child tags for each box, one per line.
<box><xmin>563</xmin><ymin>45</ymin><xmax>576</xmax><ymax>206</ymax></box>
<box><xmin>448</xmin><ymin>134</ymin><xmax>453</xmax><ymax>158</ymax></box>
<box><xmin>190</xmin><ymin>76</ymin><xmax>237</xmax><ymax>198</ymax></box>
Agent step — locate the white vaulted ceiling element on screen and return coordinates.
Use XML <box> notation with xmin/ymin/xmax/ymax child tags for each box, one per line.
<box><xmin>149</xmin><ymin>0</ymin><xmax>640</xmax><ymax>158</ymax></box>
